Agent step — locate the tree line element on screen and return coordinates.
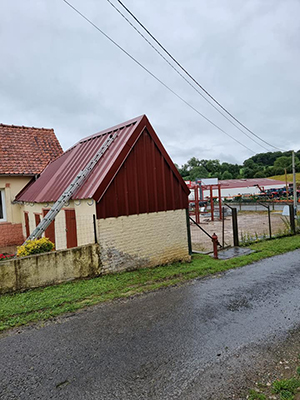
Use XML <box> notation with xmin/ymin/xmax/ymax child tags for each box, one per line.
<box><xmin>176</xmin><ymin>150</ymin><xmax>300</xmax><ymax>181</ymax></box>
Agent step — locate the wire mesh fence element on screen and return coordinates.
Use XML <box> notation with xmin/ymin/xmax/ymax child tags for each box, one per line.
<box><xmin>189</xmin><ymin>202</ymin><xmax>297</xmax><ymax>252</ymax></box>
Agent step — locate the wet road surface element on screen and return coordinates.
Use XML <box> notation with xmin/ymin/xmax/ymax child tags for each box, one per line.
<box><xmin>1</xmin><ymin>250</ymin><xmax>300</xmax><ymax>399</ymax></box>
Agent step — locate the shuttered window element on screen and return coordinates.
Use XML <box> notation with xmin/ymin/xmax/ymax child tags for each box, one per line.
<box><xmin>0</xmin><ymin>190</ymin><xmax>6</xmax><ymax>221</ymax></box>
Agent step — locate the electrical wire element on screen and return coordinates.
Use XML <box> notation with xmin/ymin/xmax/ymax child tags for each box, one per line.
<box><xmin>106</xmin><ymin>0</ymin><xmax>271</xmax><ymax>152</ymax></box>
<box><xmin>113</xmin><ymin>0</ymin><xmax>284</xmax><ymax>152</ymax></box>
<box><xmin>61</xmin><ymin>0</ymin><xmax>256</xmax><ymax>153</ymax></box>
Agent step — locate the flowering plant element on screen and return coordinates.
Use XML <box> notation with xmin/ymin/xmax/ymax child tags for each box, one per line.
<box><xmin>0</xmin><ymin>253</ymin><xmax>14</xmax><ymax>261</ymax></box>
<box><xmin>17</xmin><ymin>238</ymin><xmax>54</xmax><ymax>257</ymax></box>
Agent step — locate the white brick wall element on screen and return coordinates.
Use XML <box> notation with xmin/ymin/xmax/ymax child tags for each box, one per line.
<box><xmin>97</xmin><ymin>209</ymin><xmax>190</xmax><ymax>273</ymax></box>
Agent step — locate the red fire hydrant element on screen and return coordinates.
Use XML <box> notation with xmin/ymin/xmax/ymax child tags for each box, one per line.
<box><xmin>211</xmin><ymin>233</ymin><xmax>218</xmax><ymax>259</ymax></box>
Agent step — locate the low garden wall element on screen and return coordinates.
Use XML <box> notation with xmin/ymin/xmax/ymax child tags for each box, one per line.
<box><xmin>0</xmin><ymin>244</ymin><xmax>100</xmax><ymax>294</ymax></box>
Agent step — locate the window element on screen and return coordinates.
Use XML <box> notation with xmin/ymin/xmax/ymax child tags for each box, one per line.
<box><xmin>0</xmin><ymin>189</ymin><xmax>6</xmax><ymax>222</ymax></box>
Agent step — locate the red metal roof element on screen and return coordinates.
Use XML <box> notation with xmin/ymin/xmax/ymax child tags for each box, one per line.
<box><xmin>16</xmin><ymin>115</ymin><xmax>189</xmax><ymax>205</ymax></box>
<box><xmin>219</xmin><ymin>178</ymin><xmax>288</xmax><ymax>189</ymax></box>
<box><xmin>0</xmin><ymin>124</ymin><xmax>63</xmax><ymax>175</ymax></box>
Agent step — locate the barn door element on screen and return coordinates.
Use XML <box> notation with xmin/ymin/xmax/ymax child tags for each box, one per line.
<box><xmin>42</xmin><ymin>209</ymin><xmax>55</xmax><ymax>245</ymax></box>
<box><xmin>34</xmin><ymin>213</ymin><xmax>41</xmax><ymax>227</ymax></box>
<box><xmin>24</xmin><ymin>212</ymin><xmax>30</xmax><ymax>238</ymax></box>
<box><xmin>65</xmin><ymin>209</ymin><xmax>77</xmax><ymax>248</ymax></box>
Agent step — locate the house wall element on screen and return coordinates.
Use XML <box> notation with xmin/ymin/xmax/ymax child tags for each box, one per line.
<box><xmin>22</xmin><ymin>199</ymin><xmax>96</xmax><ymax>249</ymax></box>
<box><xmin>0</xmin><ymin>176</ymin><xmax>32</xmax><ymax>247</ymax></box>
<box><xmin>97</xmin><ymin>209</ymin><xmax>190</xmax><ymax>274</ymax></box>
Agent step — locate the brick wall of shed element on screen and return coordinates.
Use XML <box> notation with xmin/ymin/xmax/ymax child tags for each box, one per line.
<box><xmin>97</xmin><ymin>209</ymin><xmax>190</xmax><ymax>274</ymax></box>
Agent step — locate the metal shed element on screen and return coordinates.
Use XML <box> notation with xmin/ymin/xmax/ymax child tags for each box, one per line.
<box><xmin>16</xmin><ymin>115</ymin><xmax>191</xmax><ymax>272</ymax></box>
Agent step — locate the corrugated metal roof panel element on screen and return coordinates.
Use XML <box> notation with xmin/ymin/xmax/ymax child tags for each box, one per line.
<box><xmin>219</xmin><ymin>178</ymin><xmax>288</xmax><ymax>189</ymax></box>
<box><xmin>16</xmin><ymin>115</ymin><xmax>190</xmax><ymax>211</ymax></box>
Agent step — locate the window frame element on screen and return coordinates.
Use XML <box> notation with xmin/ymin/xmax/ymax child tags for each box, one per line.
<box><xmin>0</xmin><ymin>189</ymin><xmax>6</xmax><ymax>222</ymax></box>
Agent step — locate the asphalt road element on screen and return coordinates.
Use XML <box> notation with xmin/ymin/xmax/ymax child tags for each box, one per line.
<box><xmin>1</xmin><ymin>250</ymin><xmax>300</xmax><ymax>399</ymax></box>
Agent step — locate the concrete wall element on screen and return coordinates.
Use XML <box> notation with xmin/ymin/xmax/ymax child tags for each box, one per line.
<box><xmin>0</xmin><ymin>244</ymin><xmax>100</xmax><ymax>294</ymax></box>
<box><xmin>0</xmin><ymin>176</ymin><xmax>31</xmax><ymax>247</ymax></box>
<box><xmin>22</xmin><ymin>199</ymin><xmax>96</xmax><ymax>249</ymax></box>
<box><xmin>97</xmin><ymin>209</ymin><xmax>190</xmax><ymax>274</ymax></box>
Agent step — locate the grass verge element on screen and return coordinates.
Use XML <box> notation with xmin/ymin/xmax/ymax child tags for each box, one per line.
<box><xmin>0</xmin><ymin>235</ymin><xmax>300</xmax><ymax>332</ymax></box>
<box><xmin>248</xmin><ymin>362</ymin><xmax>300</xmax><ymax>400</ymax></box>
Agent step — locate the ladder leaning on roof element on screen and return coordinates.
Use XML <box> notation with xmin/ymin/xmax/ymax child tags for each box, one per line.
<box><xmin>22</xmin><ymin>132</ymin><xmax>118</xmax><ymax>245</ymax></box>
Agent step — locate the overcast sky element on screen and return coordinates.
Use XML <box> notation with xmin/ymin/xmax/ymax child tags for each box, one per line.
<box><xmin>1</xmin><ymin>0</ymin><xmax>300</xmax><ymax>166</ymax></box>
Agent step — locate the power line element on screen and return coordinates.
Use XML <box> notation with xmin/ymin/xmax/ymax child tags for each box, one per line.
<box><xmin>113</xmin><ymin>0</ymin><xmax>284</xmax><ymax>152</ymax></box>
<box><xmin>61</xmin><ymin>0</ymin><xmax>255</xmax><ymax>153</ymax></box>
<box><xmin>106</xmin><ymin>0</ymin><xmax>271</xmax><ymax>152</ymax></box>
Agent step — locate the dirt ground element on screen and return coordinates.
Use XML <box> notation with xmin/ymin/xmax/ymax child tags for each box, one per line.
<box><xmin>191</xmin><ymin>211</ymin><xmax>289</xmax><ymax>252</ymax></box>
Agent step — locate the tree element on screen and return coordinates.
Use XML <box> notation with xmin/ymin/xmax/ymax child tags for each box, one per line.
<box><xmin>243</xmin><ymin>167</ymin><xmax>255</xmax><ymax>179</ymax></box>
<box><xmin>190</xmin><ymin>166</ymin><xmax>209</xmax><ymax>180</ymax></box>
<box><xmin>221</xmin><ymin>171</ymin><xmax>233</xmax><ymax>180</ymax></box>
<box><xmin>254</xmin><ymin>170</ymin><xmax>266</xmax><ymax>178</ymax></box>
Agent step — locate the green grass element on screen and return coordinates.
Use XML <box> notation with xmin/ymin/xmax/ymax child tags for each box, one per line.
<box><xmin>248</xmin><ymin>389</ymin><xmax>266</xmax><ymax>400</ymax></box>
<box><xmin>0</xmin><ymin>235</ymin><xmax>300</xmax><ymax>332</ymax></box>
<box><xmin>248</xmin><ymin>366</ymin><xmax>300</xmax><ymax>400</ymax></box>
<box><xmin>269</xmin><ymin>173</ymin><xmax>300</xmax><ymax>184</ymax></box>
<box><xmin>273</xmin><ymin>378</ymin><xmax>300</xmax><ymax>400</ymax></box>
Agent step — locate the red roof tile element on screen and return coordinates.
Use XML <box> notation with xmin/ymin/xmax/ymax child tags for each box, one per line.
<box><xmin>0</xmin><ymin>124</ymin><xmax>63</xmax><ymax>175</ymax></box>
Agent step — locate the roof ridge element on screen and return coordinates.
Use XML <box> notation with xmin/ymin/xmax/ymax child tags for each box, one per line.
<box><xmin>0</xmin><ymin>123</ymin><xmax>54</xmax><ymax>131</ymax></box>
<box><xmin>78</xmin><ymin>114</ymin><xmax>145</xmax><ymax>144</ymax></box>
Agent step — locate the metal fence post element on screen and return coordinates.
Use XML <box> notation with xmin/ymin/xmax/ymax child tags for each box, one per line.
<box><xmin>186</xmin><ymin>209</ymin><xmax>192</xmax><ymax>255</ymax></box>
<box><xmin>259</xmin><ymin>202</ymin><xmax>272</xmax><ymax>239</ymax></box>
<box><xmin>93</xmin><ymin>214</ymin><xmax>98</xmax><ymax>244</ymax></box>
<box><xmin>222</xmin><ymin>206</ymin><xmax>225</xmax><ymax>249</ymax></box>
<box><xmin>267</xmin><ymin>206</ymin><xmax>272</xmax><ymax>239</ymax></box>
<box><xmin>289</xmin><ymin>204</ymin><xmax>296</xmax><ymax>235</ymax></box>
<box><xmin>232</xmin><ymin>208</ymin><xmax>239</xmax><ymax>247</ymax></box>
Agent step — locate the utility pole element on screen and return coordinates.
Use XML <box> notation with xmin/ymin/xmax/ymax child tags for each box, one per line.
<box><xmin>292</xmin><ymin>150</ymin><xmax>297</xmax><ymax>217</ymax></box>
<box><xmin>285</xmin><ymin>168</ymin><xmax>288</xmax><ymax>201</ymax></box>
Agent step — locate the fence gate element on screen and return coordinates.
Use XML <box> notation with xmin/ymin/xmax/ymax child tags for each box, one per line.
<box><xmin>189</xmin><ymin>215</ymin><xmax>223</xmax><ymax>253</ymax></box>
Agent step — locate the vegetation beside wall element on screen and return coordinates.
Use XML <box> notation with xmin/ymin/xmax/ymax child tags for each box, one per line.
<box><xmin>1</xmin><ymin>235</ymin><xmax>299</xmax><ymax>332</ymax></box>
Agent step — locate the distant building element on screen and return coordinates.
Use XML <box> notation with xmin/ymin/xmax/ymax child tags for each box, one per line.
<box><xmin>204</xmin><ymin>178</ymin><xmax>288</xmax><ymax>198</ymax></box>
<box><xmin>0</xmin><ymin>124</ymin><xmax>62</xmax><ymax>248</ymax></box>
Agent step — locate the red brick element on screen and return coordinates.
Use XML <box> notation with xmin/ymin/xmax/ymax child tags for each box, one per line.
<box><xmin>0</xmin><ymin>223</ymin><xmax>24</xmax><ymax>246</ymax></box>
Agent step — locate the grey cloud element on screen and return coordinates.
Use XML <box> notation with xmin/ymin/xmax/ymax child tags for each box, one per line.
<box><xmin>0</xmin><ymin>0</ymin><xmax>299</xmax><ymax>166</ymax></box>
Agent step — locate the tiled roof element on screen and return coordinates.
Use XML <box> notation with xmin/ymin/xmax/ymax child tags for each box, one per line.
<box><xmin>0</xmin><ymin>124</ymin><xmax>63</xmax><ymax>175</ymax></box>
